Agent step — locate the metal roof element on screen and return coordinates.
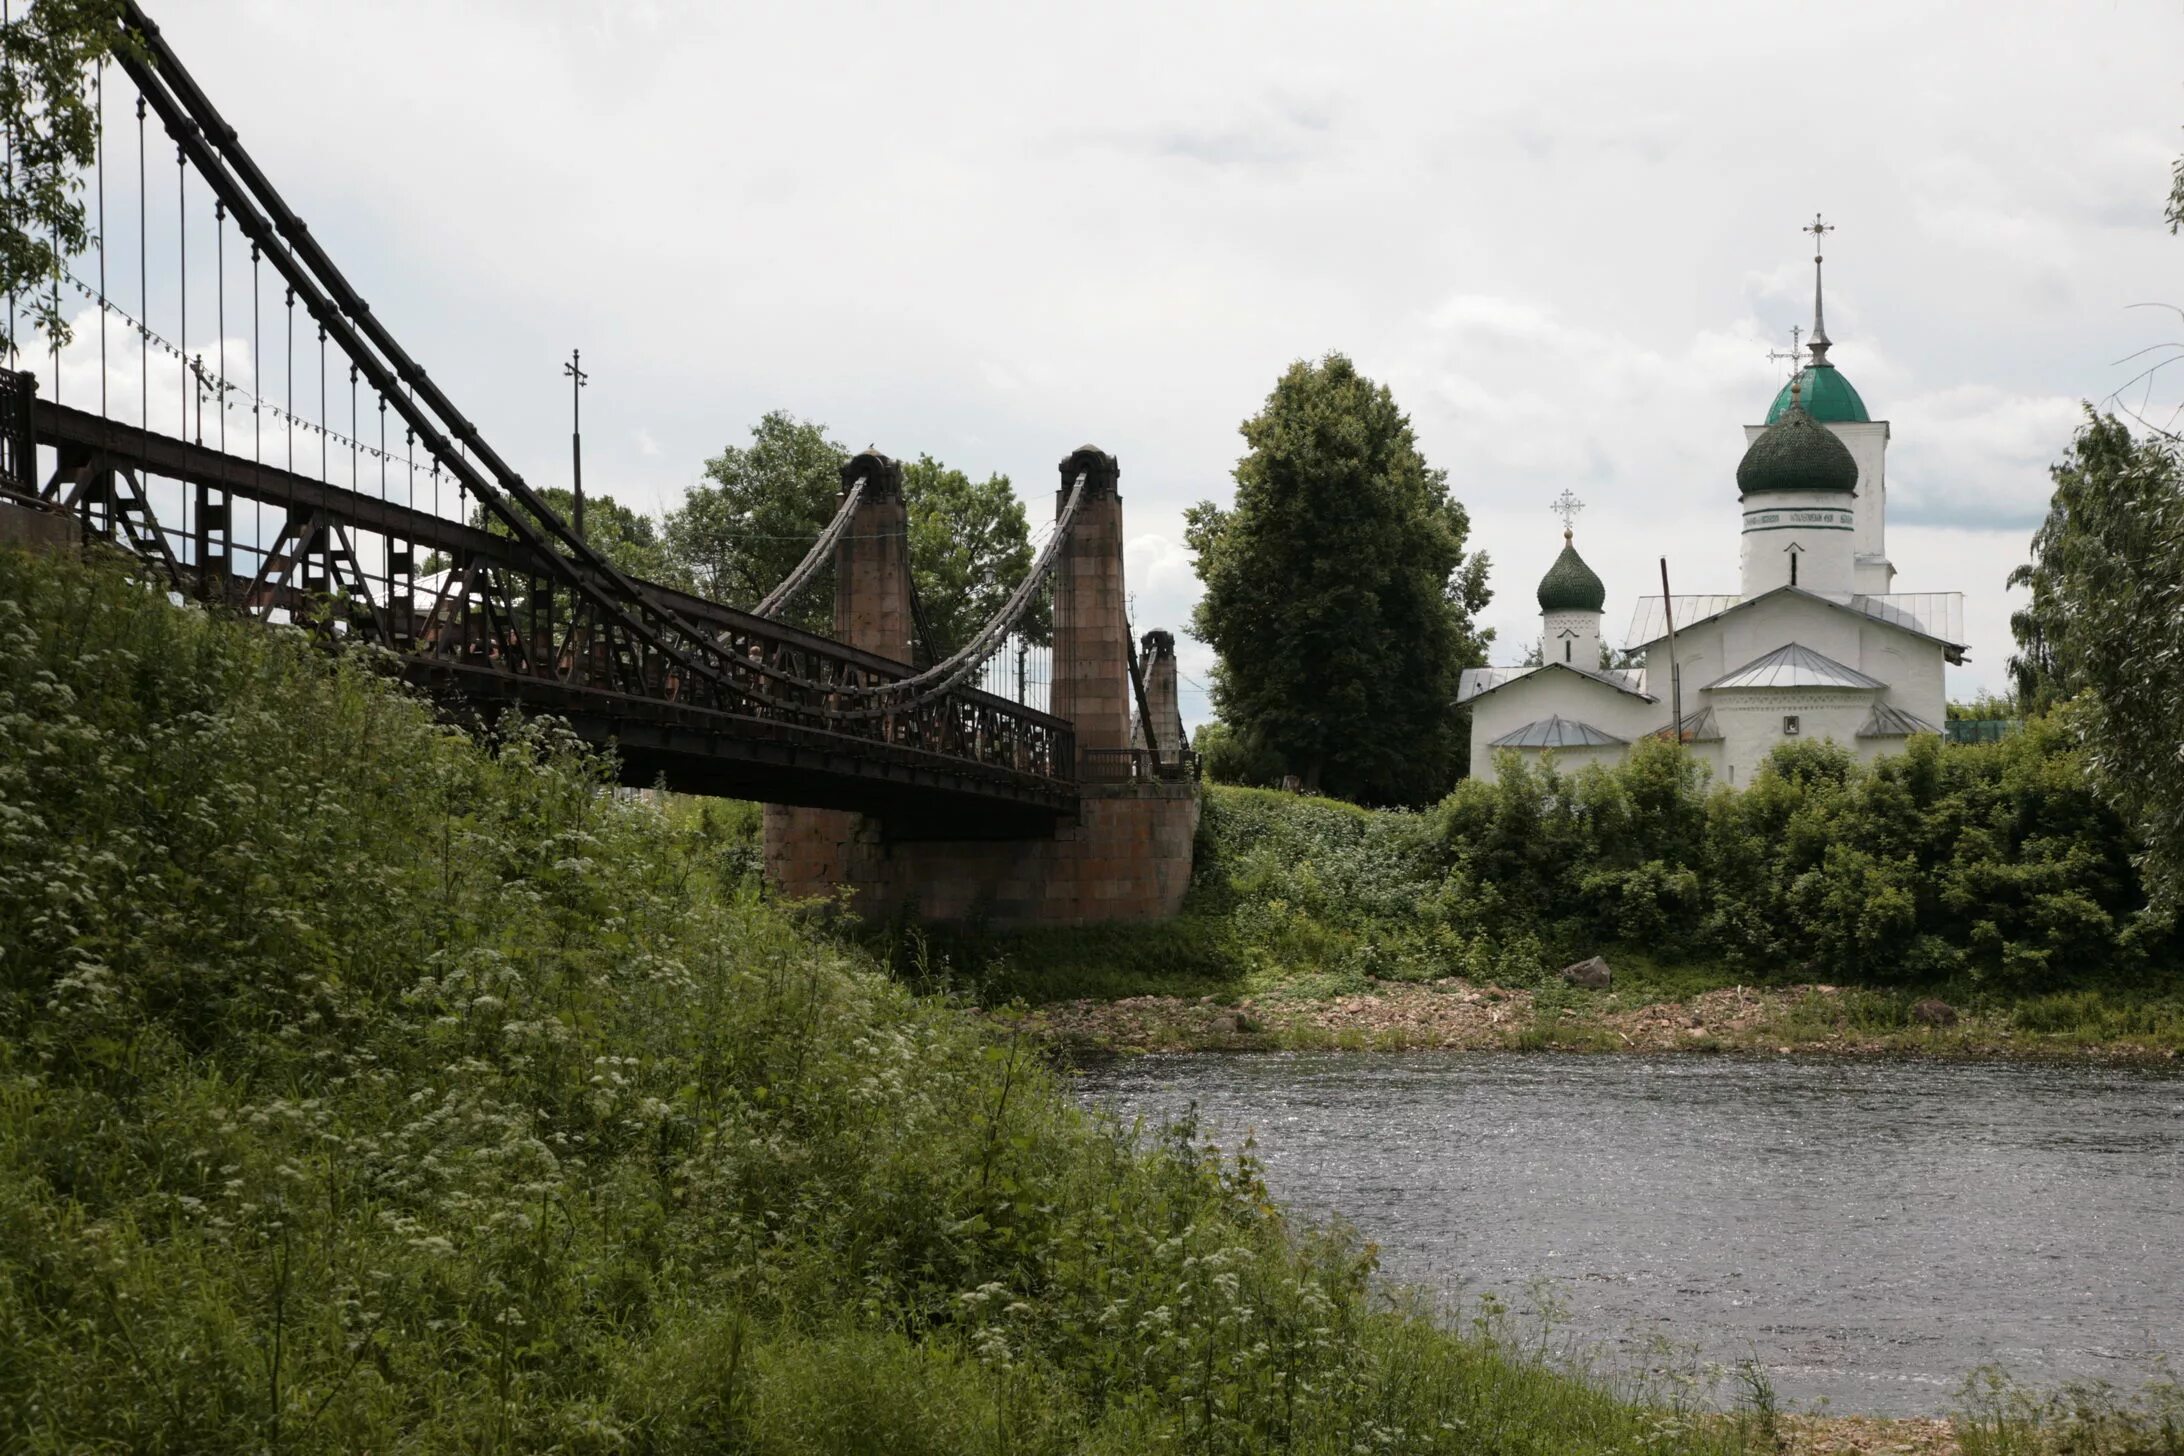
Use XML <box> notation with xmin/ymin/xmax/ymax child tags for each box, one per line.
<box><xmin>1648</xmin><ymin>705</ymin><xmax>1723</xmax><ymax>743</ymax></box>
<box><xmin>1853</xmin><ymin>592</ymin><xmax>1965</xmax><ymax>647</ymax></box>
<box><xmin>1703</xmin><ymin>642</ymin><xmax>1884</xmax><ymax>692</ymax></box>
<box><xmin>1859</xmin><ymin>702</ymin><xmax>1940</xmax><ymax>737</ymax></box>
<box><xmin>1623</xmin><ymin>587</ymin><xmax>1966</xmax><ymax>659</ymax></box>
<box><xmin>1457</xmin><ymin>660</ymin><xmax>1655</xmax><ymax>706</ymax></box>
<box><xmin>1457</xmin><ymin>666</ymin><xmax>1533</xmax><ymax>702</ymax></box>
<box><xmin>1766</xmin><ymin>365</ymin><xmax>1870</xmax><ymax>424</ymax></box>
<box><xmin>1622</xmin><ymin>594</ymin><xmax>1745</xmax><ymax>648</ymax></box>
<box><xmin>1488</xmin><ymin>715</ymin><xmax>1629</xmax><ymax>749</ymax></box>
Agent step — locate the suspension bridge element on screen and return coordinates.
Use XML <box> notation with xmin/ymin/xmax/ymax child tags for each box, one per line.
<box><xmin>0</xmin><ymin>4</ymin><xmax>1200</xmax><ymax>923</ymax></box>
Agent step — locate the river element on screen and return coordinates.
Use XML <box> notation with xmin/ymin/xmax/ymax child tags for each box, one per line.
<box><xmin>1075</xmin><ymin>1051</ymin><xmax>2184</xmax><ymax>1415</ymax></box>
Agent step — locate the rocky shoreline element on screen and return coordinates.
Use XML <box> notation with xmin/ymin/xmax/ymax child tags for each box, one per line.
<box><xmin>1017</xmin><ymin>978</ymin><xmax>2184</xmax><ymax>1061</ymax></box>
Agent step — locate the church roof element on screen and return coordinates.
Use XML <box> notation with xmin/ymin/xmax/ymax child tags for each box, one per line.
<box><xmin>1859</xmin><ymin>702</ymin><xmax>1940</xmax><ymax>737</ymax></box>
<box><xmin>1703</xmin><ymin>642</ymin><xmax>1884</xmax><ymax>692</ymax></box>
<box><xmin>1737</xmin><ymin>401</ymin><xmax>1860</xmax><ymax>496</ymax></box>
<box><xmin>1648</xmin><ymin>705</ymin><xmax>1723</xmax><ymax>743</ymax></box>
<box><xmin>1457</xmin><ymin>660</ymin><xmax>1655</xmax><ymax>706</ymax></box>
<box><xmin>1537</xmin><ymin>534</ymin><xmax>1607</xmax><ymax>613</ymax></box>
<box><xmin>1767</xmin><ymin>365</ymin><xmax>1869</xmax><ymax>424</ymax></box>
<box><xmin>1622</xmin><ymin>587</ymin><xmax>1968</xmax><ymax>662</ymax></box>
<box><xmin>1488</xmin><ymin>715</ymin><xmax>1628</xmax><ymax>749</ymax></box>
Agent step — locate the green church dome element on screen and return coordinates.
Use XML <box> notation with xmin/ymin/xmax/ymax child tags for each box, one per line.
<box><xmin>1737</xmin><ymin>401</ymin><xmax>1860</xmax><ymax>496</ymax></box>
<box><xmin>1766</xmin><ymin>364</ymin><xmax>1868</xmax><ymax>424</ymax></box>
<box><xmin>1537</xmin><ymin>535</ymin><xmax>1606</xmax><ymax>613</ymax></box>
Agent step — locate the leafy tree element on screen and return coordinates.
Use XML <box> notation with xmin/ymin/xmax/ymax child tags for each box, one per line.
<box><xmin>2015</xmin><ymin>410</ymin><xmax>2184</xmax><ymax>909</ymax></box>
<box><xmin>0</xmin><ymin>0</ymin><xmax>124</xmax><ymax>359</ymax></box>
<box><xmin>661</xmin><ymin>413</ymin><xmax>1039</xmax><ymax>656</ymax></box>
<box><xmin>901</xmin><ymin>454</ymin><xmax>1035</xmax><ymax>654</ymax></box>
<box><xmin>661</xmin><ymin>410</ymin><xmax>845</xmax><ymax>633</ymax></box>
<box><xmin>2005</xmin><ymin>551</ymin><xmax>2075</xmax><ymax>715</ymax></box>
<box><xmin>1186</xmin><ymin>353</ymin><xmax>1492</xmax><ymax>804</ymax></box>
<box><xmin>1190</xmin><ymin>719</ymin><xmax>1284</xmax><ymax>788</ymax></box>
<box><xmin>552</xmin><ymin>487</ymin><xmax>665</xmax><ymax>581</ymax></box>
<box><xmin>1945</xmin><ymin>692</ymin><xmax>2018</xmax><ymax>722</ymax></box>
<box><xmin>499</xmin><ymin>485</ymin><xmax>668</xmax><ymax>582</ymax></box>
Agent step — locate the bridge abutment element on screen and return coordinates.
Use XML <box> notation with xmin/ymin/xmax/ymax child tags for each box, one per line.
<box><xmin>762</xmin><ymin>444</ymin><xmax>1200</xmax><ymax>926</ymax></box>
<box><xmin>763</xmin><ymin>781</ymin><xmax>1196</xmax><ymax>924</ymax></box>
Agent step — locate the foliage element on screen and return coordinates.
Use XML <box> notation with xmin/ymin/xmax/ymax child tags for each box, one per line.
<box><xmin>424</xmin><ymin>484</ymin><xmax>670</xmax><ymax>592</ymax></box>
<box><xmin>660</xmin><ymin>415</ymin><xmax>1039</xmax><ymax>655</ymax></box>
<box><xmin>661</xmin><ymin>409</ymin><xmax>846</xmax><ymax>631</ymax></box>
<box><xmin>2010</xmin><ymin>411</ymin><xmax>2184</xmax><ymax>910</ymax></box>
<box><xmin>1428</xmin><ymin>728</ymin><xmax>2169</xmax><ymax>986</ymax></box>
<box><xmin>0</xmin><ymin>544</ymin><xmax>1755</xmax><ymax>1454</ymax></box>
<box><xmin>1187</xmin><ymin>353</ymin><xmax>1492</xmax><ymax>805</ymax></box>
<box><xmin>1957</xmin><ymin>1364</ymin><xmax>2184</xmax><ymax>1456</ymax></box>
<box><xmin>511</xmin><ymin>484</ymin><xmax>669</xmax><ymax>580</ymax></box>
<box><xmin>901</xmin><ymin>453</ymin><xmax>1039</xmax><ymax>653</ymax></box>
<box><xmin>1946</xmin><ymin>691</ymin><xmax>2019</xmax><ymax>721</ymax></box>
<box><xmin>973</xmin><ymin>785</ymin><xmax>1462</xmax><ymax>1005</ymax></box>
<box><xmin>986</xmin><ymin>726</ymin><xmax>2172</xmax><ymax>1009</ymax></box>
<box><xmin>0</xmin><ymin>0</ymin><xmax>123</xmax><ymax>359</ymax></box>
<box><xmin>1191</xmin><ymin>718</ymin><xmax>1284</xmax><ymax>788</ymax></box>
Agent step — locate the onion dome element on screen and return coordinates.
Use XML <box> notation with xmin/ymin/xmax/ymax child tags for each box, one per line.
<box><xmin>1737</xmin><ymin>401</ymin><xmax>1859</xmax><ymax>496</ymax></box>
<box><xmin>1536</xmin><ymin>531</ymin><xmax>1606</xmax><ymax>613</ymax></box>
<box><xmin>1766</xmin><ymin>365</ymin><xmax>1868</xmax><ymax>423</ymax></box>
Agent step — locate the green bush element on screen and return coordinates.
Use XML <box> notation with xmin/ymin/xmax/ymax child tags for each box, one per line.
<box><xmin>1428</xmin><ymin>730</ymin><xmax>2167</xmax><ymax>986</ymax></box>
<box><xmin>0</xmin><ymin>546</ymin><xmax>1751</xmax><ymax>1453</ymax></box>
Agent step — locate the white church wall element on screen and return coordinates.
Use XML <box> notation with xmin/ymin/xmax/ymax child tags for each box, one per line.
<box><xmin>1856</xmin><ymin>621</ymin><xmax>1946</xmax><ymax>727</ymax></box>
<box><xmin>1833</xmin><ymin>421</ymin><xmax>1889</xmax><ymax>551</ymax></box>
<box><xmin>1716</xmin><ymin>594</ymin><xmax>1864</xmax><ymax>675</ymax></box>
<box><xmin>1541</xmin><ymin>608</ymin><xmax>1603</xmax><ymax>668</ymax></box>
<box><xmin>1464</xmin><ymin>671</ymin><xmax>1665</xmax><ymax>785</ymax></box>
<box><xmin>1710</xmin><ymin>691</ymin><xmax>1873</xmax><ymax>788</ymax></box>
<box><xmin>1642</xmin><ymin>619</ymin><xmax>1721</xmax><ymax>716</ymax></box>
<box><xmin>1739</xmin><ymin>492</ymin><xmax>1857</xmax><ymax>596</ymax></box>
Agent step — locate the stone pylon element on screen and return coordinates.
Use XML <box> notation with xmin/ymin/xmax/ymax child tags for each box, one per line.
<box><xmin>1131</xmin><ymin>628</ymin><xmax>1188</xmax><ymax>763</ymax></box>
<box><xmin>1051</xmin><ymin>446</ymin><xmax>1129</xmax><ymax>766</ymax></box>
<box><xmin>765</xmin><ymin>440</ymin><xmax>1201</xmax><ymax>927</ymax></box>
<box><xmin>832</xmin><ymin>449</ymin><xmax>913</xmax><ymax>665</ymax></box>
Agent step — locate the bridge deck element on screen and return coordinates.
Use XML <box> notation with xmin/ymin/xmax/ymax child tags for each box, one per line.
<box><xmin>30</xmin><ymin>398</ymin><xmax>1077</xmax><ymax>831</ymax></box>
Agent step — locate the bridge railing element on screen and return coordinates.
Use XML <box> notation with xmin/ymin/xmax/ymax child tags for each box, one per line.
<box><xmin>27</xmin><ymin>386</ymin><xmax>1076</xmax><ymax>801</ymax></box>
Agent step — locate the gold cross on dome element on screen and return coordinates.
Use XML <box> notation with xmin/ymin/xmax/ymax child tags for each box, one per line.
<box><xmin>1551</xmin><ymin>489</ymin><xmax>1585</xmax><ymax>535</ymax></box>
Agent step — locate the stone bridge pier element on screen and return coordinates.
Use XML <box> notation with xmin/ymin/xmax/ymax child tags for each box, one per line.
<box><xmin>764</xmin><ymin>446</ymin><xmax>1200</xmax><ymax>925</ymax></box>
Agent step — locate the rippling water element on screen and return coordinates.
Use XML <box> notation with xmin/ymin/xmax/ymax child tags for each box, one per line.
<box><xmin>1075</xmin><ymin>1052</ymin><xmax>2184</xmax><ymax>1415</ymax></box>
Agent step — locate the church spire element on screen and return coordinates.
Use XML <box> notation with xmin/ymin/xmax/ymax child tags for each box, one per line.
<box><xmin>1804</xmin><ymin>212</ymin><xmax>1836</xmax><ymax>367</ymax></box>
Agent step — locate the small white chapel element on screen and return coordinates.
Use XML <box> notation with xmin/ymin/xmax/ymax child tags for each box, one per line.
<box><xmin>1456</xmin><ymin>219</ymin><xmax>1967</xmax><ymax>788</ymax></box>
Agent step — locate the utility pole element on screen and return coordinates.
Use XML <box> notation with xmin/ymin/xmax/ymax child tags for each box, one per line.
<box><xmin>1660</xmin><ymin>557</ymin><xmax>1682</xmax><ymax>744</ymax></box>
<box><xmin>563</xmin><ymin>348</ymin><xmax>589</xmax><ymax>541</ymax></box>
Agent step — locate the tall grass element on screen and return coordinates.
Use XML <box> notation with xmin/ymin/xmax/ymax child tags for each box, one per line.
<box><xmin>0</xmin><ymin>545</ymin><xmax>1760</xmax><ymax>1452</ymax></box>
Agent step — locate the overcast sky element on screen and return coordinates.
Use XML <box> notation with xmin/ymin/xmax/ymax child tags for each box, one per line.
<box><xmin>115</xmin><ymin>0</ymin><xmax>2184</xmax><ymax>720</ymax></box>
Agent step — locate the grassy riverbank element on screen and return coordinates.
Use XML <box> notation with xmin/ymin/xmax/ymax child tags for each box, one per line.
<box><xmin>3</xmin><ymin>545</ymin><xmax>1824</xmax><ymax>1452</ymax></box>
<box><xmin>910</xmin><ymin>764</ymin><xmax>2184</xmax><ymax>1058</ymax></box>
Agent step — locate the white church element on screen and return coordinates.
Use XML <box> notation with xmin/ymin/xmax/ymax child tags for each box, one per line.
<box><xmin>1457</xmin><ymin>224</ymin><xmax>1967</xmax><ymax>788</ymax></box>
